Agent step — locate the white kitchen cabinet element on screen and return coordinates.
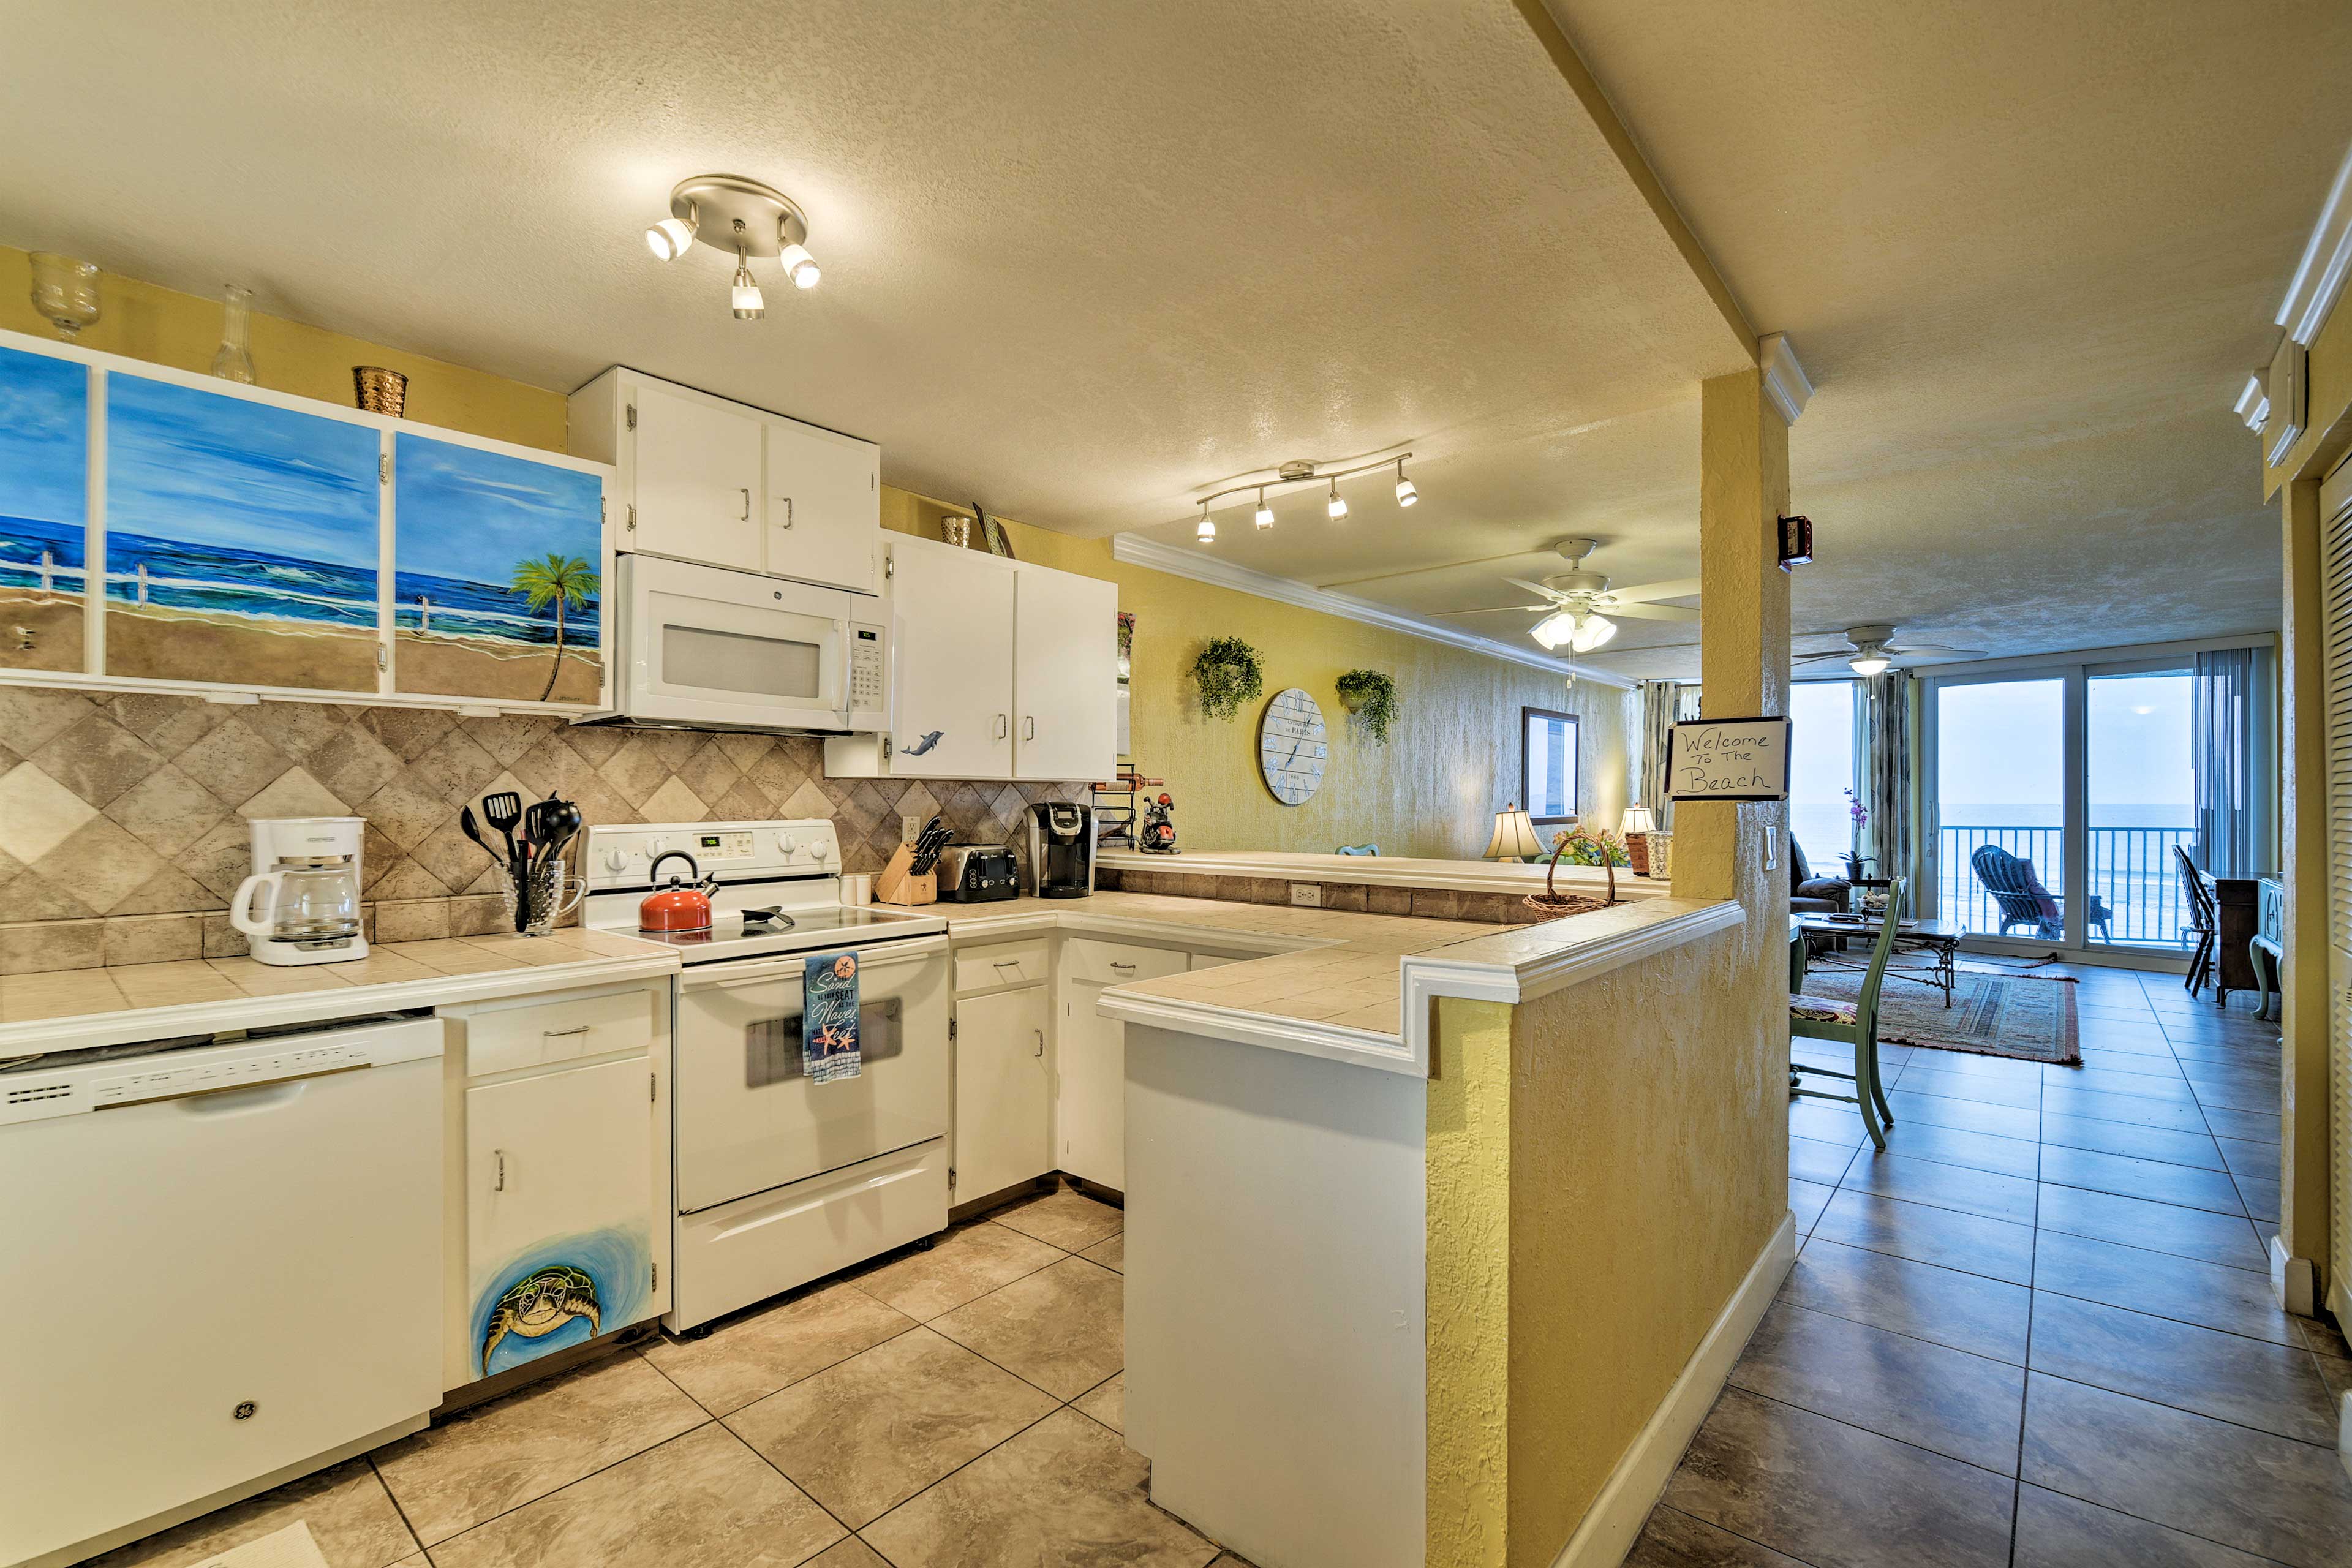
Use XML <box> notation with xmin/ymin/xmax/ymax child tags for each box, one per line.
<box><xmin>765</xmin><ymin>417</ymin><xmax>880</xmax><ymax>594</ymax></box>
<box><xmin>570</xmin><ymin>366</ymin><xmax>881</xmax><ymax>595</ymax></box>
<box><xmin>462</xmin><ymin>1057</ymin><xmax>655</xmax><ymax>1383</ymax></box>
<box><xmin>886</xmin><ymin>535</ymin><xmax>1017</xmax><ymax>778</ymax></box>
<box><xmin>1058</xmin><ymin>941</ymin><xmax>1186</xmax><ymax>1190</ymax></box>
<box><xmin>954</xmin><ymin>983</ymin><xmax>1053</xmax><ymax>1204</ymax></box>
<box><xmin>628</xmin><ymin>379</ymin><xmax>764</xmax><ymax>571</ymax></box>
<box><xmin>1012</xmin><ymin>560</ymin><xmax>1119</xmax><ymax>781</ymax></box>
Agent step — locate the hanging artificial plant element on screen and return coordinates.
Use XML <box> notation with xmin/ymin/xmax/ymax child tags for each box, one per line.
<box><xmin>1334</xmin><ymin>668</ymin><xmax>1398</xmax><ymax>744</ymax></box>
<box><xmin>1191</xmin><ymin>636</ymin><xmax>1265</xmax><ymax>721</ymax></box>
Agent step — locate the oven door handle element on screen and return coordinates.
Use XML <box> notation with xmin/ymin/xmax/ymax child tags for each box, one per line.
<box><xmin>684</xmin><ymin>933</ymin><xmax>950</xmax><ymax>992</ymax></box>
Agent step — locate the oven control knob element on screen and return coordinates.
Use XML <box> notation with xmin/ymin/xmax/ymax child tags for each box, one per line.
<box><xmin>777</xmin><ymin>832</ymin><xmax>798</xmax><ymax>855</ymax></box>
<box><xmin>811</xmin><ymin>839</ymin><xmax>834</xmax><ymax>864</ymax></box>
<box><xmin>603</xmin><ymin>849</ymin><xmax>629</xmax><ymax>872</ymax></box>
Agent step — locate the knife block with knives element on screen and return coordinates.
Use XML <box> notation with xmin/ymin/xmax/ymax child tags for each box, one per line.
<box><xmin>877</xmin><ymin>815</ymin><xmax>951</xmax><ymax>906</ymax></box>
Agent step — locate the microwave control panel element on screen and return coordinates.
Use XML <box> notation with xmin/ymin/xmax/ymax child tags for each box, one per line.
<box><xmin>847</xmin><ymin>620</ymin><xmax>889</xmax><ymax>727</ymax></box>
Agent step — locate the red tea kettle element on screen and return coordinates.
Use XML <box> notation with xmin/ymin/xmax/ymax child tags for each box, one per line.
<box><xmin>640</xmin><ymin>851</ymin><xmax>716</xmax><ymax>933</ymax></box>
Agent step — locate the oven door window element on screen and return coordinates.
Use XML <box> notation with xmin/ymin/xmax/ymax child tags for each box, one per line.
<box><xmin>744</xmin><ymin>998</ymin><xmax>902</xmax><ymax>1087</ymax></box>
<box><xmin>661</xmin><ymin>622</ymin><xmax>822</xmax><ymax>700</ymax></box>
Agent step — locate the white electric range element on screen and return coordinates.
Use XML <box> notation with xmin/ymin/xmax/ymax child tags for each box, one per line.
<box><xmin>585</xmin><ymin>819</ymin><xmax>951</xmax><ymax>1332</ymax></box>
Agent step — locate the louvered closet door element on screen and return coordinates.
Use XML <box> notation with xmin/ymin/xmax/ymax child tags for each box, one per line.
<box><xmin>2321</xmin><ymin>495</ymin><xmax>2352</xmax><ymax>1297</ymax></box>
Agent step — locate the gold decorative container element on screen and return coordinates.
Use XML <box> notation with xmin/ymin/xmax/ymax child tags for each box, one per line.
<box><xmin>353</xmin><ymin>366</ymin><xmax>408</xmax><ymax>417</ymax></box>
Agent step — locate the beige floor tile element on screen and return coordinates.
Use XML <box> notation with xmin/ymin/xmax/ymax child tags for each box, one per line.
<box><xmin>1080</xmin><ymin>1232</ymin><xmax>1125</xmax><ymax>1273</ymax></box>
<box><xmin>372</xmin><ymin>1352</ymin><xmax>706</xmax><ymax>1545</ymax></box>
<box><xmin>992</xmin><ymin>1186</ymin><xmax>1123</xmax><ymax>1251</ymax></box>
<box><xmin>88</xmin><ymin>1458</ymin><xmax>416</xmax><ymax>1568</ymax></box>
<box><xmin>724</xmin><ymin>1326</ymin><xmax>1056</xmax><ymax>1528</ymax></box>
<box><xmin>862</xmin><ymin>1408</ymin><xmax>1216</xmax><ymax>1568</ymax></box>
<box><xmin>426</xmin><ymin>1424</ymin><xmax>841</xmax><ymax>1568</ymax></box>
<box><xmin>804</xmin><ymin>1542</ymin><xmax>892</xmax><ymax>1568</ymax></box>
<box><xmin>931</xmin><ymin>1255</ymin><xmax>1124</xmax><ymax>1400</ymax></box>
<box><xmin>639</xmin><ymin>1281</ymin><xmax>915</xmax><ymax>1414</ymax></box>
<box><xmin>1074</xmin><ymin>1371</ymin><xmax>1125</xmax><ymax>1433</ymax></box>
<box><xmin>852</xmin><ymin>1220</ymin><xmax>1065</xmax><ymax>1321</ymax></box>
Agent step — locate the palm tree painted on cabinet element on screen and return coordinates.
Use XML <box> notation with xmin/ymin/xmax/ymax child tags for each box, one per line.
<box><xmin>509</xmin><ymin>553</ymin><xmax>600</xmax><ymax>703</ymax></box>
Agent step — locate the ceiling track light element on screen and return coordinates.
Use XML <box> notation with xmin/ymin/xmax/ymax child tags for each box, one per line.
<box><xmin>645</xmin><ymin>174</ymin><xmax>819</xmax><ymax>319</ymax></box>
<box><xmin>1183</xmin><ymin>452</ymin><xmax>1413</xmax><ymax>543</ymax></box>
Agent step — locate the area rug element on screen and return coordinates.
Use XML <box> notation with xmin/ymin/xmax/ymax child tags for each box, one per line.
<box><xmin>1795</xmin><ymin>965</ymin><xmax>2080</xmax><ymax>1065</ymax></box>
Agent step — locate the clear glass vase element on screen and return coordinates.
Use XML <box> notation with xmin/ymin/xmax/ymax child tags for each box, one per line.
<box><xmin>28</xmin><ymin>253</ymin><xmax>100</xmax><ymax>341</ymax></box>
<box><xmin>210</xmin><ymin>284</ymin><xmax>256</xmax><ymax>383</ymax></box>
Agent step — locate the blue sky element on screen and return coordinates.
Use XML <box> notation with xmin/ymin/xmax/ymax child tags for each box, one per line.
<box><xmin>0</xmin><ymin>345</ymin><xmax>88</xmax><ymax>549</ymax></box>
<box><xmin>107</xmin><ymin>375</ymin><xmax>378</xmax><ymax>567</ymax></box>
<box><xmin>394</xmin><ymin>434</ymin><xmax>601</xmax><ymax>587</ymax></box>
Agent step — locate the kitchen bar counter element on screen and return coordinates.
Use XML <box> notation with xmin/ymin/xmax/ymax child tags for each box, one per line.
<box><xmin>0</xmin><ymin>927</ymin><xmax>680</xmax><ymax>1059</ymax></box>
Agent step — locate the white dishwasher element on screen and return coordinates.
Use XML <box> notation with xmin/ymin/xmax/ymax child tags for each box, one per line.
<box><xmin>0</xmin><ymin>1016</ymin><xmax>445</xmax><ymax>1568</ymax></box>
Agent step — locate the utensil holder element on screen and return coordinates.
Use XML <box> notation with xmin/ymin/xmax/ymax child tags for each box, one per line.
<box><xmin>502</xmin><ymin>856</ymin><xmax>586</xmax><ymax>935</ymax></box>
<box><xmin>875</xmin><ymin>845</ymin><xmax>935</xmax><ymax>907</ymax></box>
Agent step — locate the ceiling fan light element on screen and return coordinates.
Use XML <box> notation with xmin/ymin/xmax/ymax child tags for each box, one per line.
<box><xmin>1530</xmin><ymin>611</ymin><xmax>1576</xmax><ymax>650</ymax></box>
<box><xmin>1254</xmin><ymin>488</ymin><xmax>1273</xmax><ymax>529</ymax></box>
<box><xmin>1570</xmin><ymin>612</ymin><xmax>1618</xmax><ymax>652</ymax></box>
<box><xmin>645</xmin><ymin>214</ymin><xmax>697</xmax><ymax>260</ymax></box>
<box><xmin>1849</xmin><ymin>654</ymin><xmax>1890</xmax><ymax>677</ymax></box>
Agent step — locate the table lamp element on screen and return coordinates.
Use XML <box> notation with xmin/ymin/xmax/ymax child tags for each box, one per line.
<box><xmin>1621</xmin><ymin>804</ymin><xmax>1657</xmax><ymax>876</ymax></box>
<box><xmin>1483</xmin><ymin>803</ymin><xmax>1546</xmax><ymax>863</ymax></box>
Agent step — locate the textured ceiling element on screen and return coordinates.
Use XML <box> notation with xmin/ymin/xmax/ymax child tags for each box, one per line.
<box><xmin>0</xmin><ymin>0</ymin><xmax>1745</xmax><ymax>546</ymax></box>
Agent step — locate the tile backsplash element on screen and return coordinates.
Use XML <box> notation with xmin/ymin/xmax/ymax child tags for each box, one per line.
<box><xmin>0</xmin><ymin>687</ymin><xmax>1087</xmax><ymax>974</ymax></box>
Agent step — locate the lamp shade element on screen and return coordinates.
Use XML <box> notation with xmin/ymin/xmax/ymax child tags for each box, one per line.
<box><xmin>1483</xmin><ymin>804</ymin><xmax>1545</xmax><ymax>861</ymax></box>
<box><xmin>1621</xmin><ymin>804</ymin><xmax>1657</xmax><ymax>836</ymax></box>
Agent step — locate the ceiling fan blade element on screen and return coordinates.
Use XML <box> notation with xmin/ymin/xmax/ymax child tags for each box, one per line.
<box><xmin>1602</xmin><ymin>576</ymin><xmax>1702</xmax><ymax>606</ymax></box>
<box><xmin>1430</xmin><ymin>603</ymin><xmax>1553</xmax><ymax>618</ymax></box>
<box><xmin>1887</xmin><ymin>648</ymin><xmax>1988</xmax><ymax>663</ymax></box>
<box><xmin>1502</xmin><ymin>577</ymin><xmax>1568</xmax><ymax>602</ymax></box>
<box><xmin>1602</xmin><ymin>602</ymin><xmax>1701</xmax><ymax>623</ymax></box>
<box><xmin>1792</xmin><ymin>648</ymin><xmax>1856</xmax><ymax>665</ymax></box>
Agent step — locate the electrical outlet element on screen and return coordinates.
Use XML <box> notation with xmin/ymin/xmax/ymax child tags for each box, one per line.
<box><xmin>902</xmin><ymin>815</ymin><xmax>922</xmax><ymax>844</ymax></box>
<box><xmin>1289</xmin><ymin>883</ymin><xmax>1323</xmax><ymax>907</ymax></box>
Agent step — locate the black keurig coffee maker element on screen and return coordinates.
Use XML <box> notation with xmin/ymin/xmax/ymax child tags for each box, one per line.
<box><xmin>1025</xmin><ymin>802</ymin><xmax>1096</xmax><ymax>898</ymax></box>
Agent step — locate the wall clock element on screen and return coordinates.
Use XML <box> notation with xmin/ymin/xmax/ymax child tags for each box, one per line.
<box><xmin>1259</xmin><ymin>687</ymin><xmax>1329</xmax><ymax>805</ymax></box>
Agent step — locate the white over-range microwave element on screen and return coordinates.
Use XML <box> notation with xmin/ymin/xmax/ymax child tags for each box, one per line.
<box><xmin>588</xmin><ymin>554</ymin><xmax>891</xmax><ymax>734</ymax></box>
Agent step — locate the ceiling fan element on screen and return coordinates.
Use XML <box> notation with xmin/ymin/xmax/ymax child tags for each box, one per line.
<box><xmin>1794</xmin><ymin>624</ymin><xmax>1988</xmax><ymax>676</ymax></box>
<box><xmin>1434</xmin><ymin>538</ymin><xmax>1700</xmax><ymax>653</ymax></box>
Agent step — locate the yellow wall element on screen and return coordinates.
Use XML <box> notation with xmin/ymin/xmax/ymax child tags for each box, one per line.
<box><xmin>883</xmin><ymin>489</ymin><xmax>1638</xmax><ymax>858</ymax></box>
<box><xmin>0</xmin><ymin>246</ymin><xmax>567</xmax><ymax>451</ymax></box>
<box><xmin>1424</xmin><ymin>919</ymin><xmax>1781</xmax><ymax>1568</ymax></box>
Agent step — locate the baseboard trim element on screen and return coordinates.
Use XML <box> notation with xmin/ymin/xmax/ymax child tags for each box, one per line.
<box><xmin>1545</xmin><ymin>1212</ymin><xmax>1797</xmax><ymax>1568</ymax></box>
<box><xmin>2271</xmin><ymin>1234</ymin><xmax>2318</xmax><ymax>1316</ymax></box>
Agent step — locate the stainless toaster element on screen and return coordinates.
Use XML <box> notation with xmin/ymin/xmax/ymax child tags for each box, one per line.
<box><xmin>937</xmin><ymin>844</ymin><xmax>1020</xmax><ymax>903</ymax></box>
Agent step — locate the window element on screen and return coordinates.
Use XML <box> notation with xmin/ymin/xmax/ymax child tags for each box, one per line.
<box><xmin>1520</xmin><ymin>708</ymin><xmax>1580</xmax><ymax>824</ymax></box>
<box><xmin>1787</xmin><ymin>680</ymin><xmax>1858</xmax><ymax>871</ymax></box>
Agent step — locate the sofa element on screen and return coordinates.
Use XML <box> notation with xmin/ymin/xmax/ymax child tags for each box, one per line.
<box><xmin>1790</xmin><ymin>838</ymin><xmax>1851</xmax><ymax>914</ymax></box>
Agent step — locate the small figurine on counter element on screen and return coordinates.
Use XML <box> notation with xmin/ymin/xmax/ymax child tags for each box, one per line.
<box><xmin>1139</xmin><ymin>791</ymin><xmax>1178</xmax><ymax>854</ymax></box>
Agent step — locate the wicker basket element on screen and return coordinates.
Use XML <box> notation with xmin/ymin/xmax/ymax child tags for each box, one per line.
<box><xmin>1521</xmin><ymin>836</ymin><xmax>1617</xmax><ymax>920</ymax></box>
<box><xmin>353</xmin><ymin>365</ymin><xmax>408</xmax><ymax>417</ymax></box>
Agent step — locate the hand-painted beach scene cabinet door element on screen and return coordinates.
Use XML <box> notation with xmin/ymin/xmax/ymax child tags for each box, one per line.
<box><xmin>393</xmin><ymin>432</ymin><xmax>604</xmax><ymax>704</ymax></box>
<box><xmin>465</xmin><ymin>1059</ymin><xmax>652</xmax><ymax>1379</ymax></box>
<box><xmin>0</xmin><ymin>345</ymin><xmax>91</xmax><ymax>673</ymax></box>
<box><xmin>105</xmin><ymin>374</ymin><xmax>382</xmax><ymax>692</ymax></box>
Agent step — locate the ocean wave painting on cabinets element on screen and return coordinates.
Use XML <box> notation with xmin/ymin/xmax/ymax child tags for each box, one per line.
<box><xmin>104</xmin><ymin>374</ymin><xmax>382</xmax><ymax>691</ymax></box>
<box><xmin>393</xmin><ymin>433</ymin><xmax>603</xmax><ymax>704</ymax></box>
<box><xmin>0</xmin><ymin>345</ymin><xmax>90</xmax><ymax>672</ymax></box>
<box><xmin>471</xmin><ymin>1224</ymin><xmax>650</xmax><ymax>1378</ymax></box>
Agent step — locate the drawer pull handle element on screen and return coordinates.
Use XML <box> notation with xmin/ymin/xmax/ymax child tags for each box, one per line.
<box><xmin>543</xmin><ymin>1025</ymin><xmax>591</xmax><ymax>1038</ymax></box>
<box><xmin>494</xmin><ymin>1150</ymin><xmax>507</xmax><ymax>1192</ymax></box>
<box><xmin>1109</xmin><ymin>961</ymin><xmax>1135</xmax><ymax>971</ymax></box>
<box><xmin>995</xmin><ymin>959</ymin><xmax>1022</xmax><ymax>971</ymax></box>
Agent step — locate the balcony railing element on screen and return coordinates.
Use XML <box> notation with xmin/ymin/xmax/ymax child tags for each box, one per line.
<box><xmin>1937</xmin><ymin>824</ymin><xmax>2197</xmax><ymax>949</ymax></box>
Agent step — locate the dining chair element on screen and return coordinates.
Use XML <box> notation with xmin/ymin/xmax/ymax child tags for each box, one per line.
<box><xmin>2172</xmin><ymin>845</ymin><xmax>2217</xmax><ymax>996</ymax></box>
<box><xmin>1789</xmin><ymin>880</ymin><xmax>1905</xmax><ymax>1150</ymax></box>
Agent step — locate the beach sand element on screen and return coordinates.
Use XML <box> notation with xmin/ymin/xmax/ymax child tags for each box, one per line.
<box><xmin>397</xmin><ymin>630</ymin><xmax>602</xmax><ymax>704</ymax></box>
<box><xmin>108</xmin><ymin>601</ymin><xmax>380</xmax><ymax>691</ymax></box>
<box><xmin>0</xmin><ymin>587</ymin><xmax>85</xmax><ymax>673</ymax></box>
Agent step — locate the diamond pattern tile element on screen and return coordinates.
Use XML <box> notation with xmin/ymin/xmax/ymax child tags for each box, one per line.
<box><xmin>0</xmin><ymin>762</ymin><xmax>99</xmax><ymax>863</ymax></box>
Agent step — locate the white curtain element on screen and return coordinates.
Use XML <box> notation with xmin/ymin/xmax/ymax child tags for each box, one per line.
<box><xmin>1862</xmin><ymin>671</ymin><xmax>1913</xmax><ymax>915</ymax></box>
<box><xmin>2194</xmin><ymin>647</ymin><xmax>2271</xmax><ymax>877</ymax></box>
<box><xmin>1638</xmin><ymin>680</ymin><xmax>1679</xmax><ymax>830</ymax></box>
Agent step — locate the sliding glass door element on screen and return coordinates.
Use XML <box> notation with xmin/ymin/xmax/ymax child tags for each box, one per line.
<box><xmin>2086</xmin><ymin>669</ymin><xmax>2195</xmax><ymax>951</ymax></box>
<box><xmin>1932</xmin><ymin>676</ymin><xmax>2073</xmax><ymax>947</ymax></box>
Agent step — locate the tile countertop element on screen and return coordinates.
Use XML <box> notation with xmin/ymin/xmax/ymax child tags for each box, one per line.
<box><xmin>0</xmin><ymin>927</ymin><xmax>681</xmax><ymax>1060</ymax></box>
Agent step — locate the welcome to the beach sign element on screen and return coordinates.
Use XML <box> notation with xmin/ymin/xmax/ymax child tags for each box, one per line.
<box><xmin>1667</xmin><ymin>716</ymin><xmax>1792</xmax><ymax>801</ymax></box>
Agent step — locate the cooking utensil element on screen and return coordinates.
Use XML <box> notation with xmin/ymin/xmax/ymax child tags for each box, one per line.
<box><xmin>459</xmin><ymin>805</ymin><xmax>506</xmax><ymax>868</ymax></box>
<box><xmin>524</xmin><ymin>796</ymin><xmax>582</xmax><ymax>865</ymax></box>
<box><xmin>639</xmin><ymin>851</ymin><xmax>717</xmax><ymax>933</ymax></box>
<box><xmin>739</xmin><ymin>905</ymin><xmax>796</xmax><ymax>930</ymax></box>
<box><xmin>480</xmin><ymin>790</ymin><xmax>524</xmax><ymax>867</ymax></box>
<box><xmin>910</xmin><ymin>816</ymin><xmax>951</xmax><ymax>875</ymax></box>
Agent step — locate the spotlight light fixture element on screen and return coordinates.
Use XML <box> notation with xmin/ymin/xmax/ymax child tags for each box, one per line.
<box><xmin>645</xmin><ymin>174</ymin><xmax>819</xmax><ymax>319</ymax></box>
<box><xmin>1181</xmin><ymin>453</ymin><xmax>1417</xmax><ymax>543</ymax></box>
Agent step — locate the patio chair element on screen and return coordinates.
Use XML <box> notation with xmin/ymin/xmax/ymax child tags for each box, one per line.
<box><xmin>1969</xmin><ymin>844</ymin><xmax>2111</xmax><ymax>941</ymax></box>
<box><xmin>2172</xmin><ymin>844</ymin><xmax>2217</xmax><ymax>997</ymax></box>
<box><xmin>1790</xmin><ymin>878</ymin><xmax>1904</xmax><ymax>1150</ymax></box>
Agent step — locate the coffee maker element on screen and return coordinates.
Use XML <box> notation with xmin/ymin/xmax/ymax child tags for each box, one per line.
<box><xmin>1025</xmin><ymin>802</ymin><xmax>1096</xmax><ymax>899</ymax></box>
<box><xmin>230</xmin><ymin>817</ymin><xmax>369</xmax><ymax>966</ymax></box>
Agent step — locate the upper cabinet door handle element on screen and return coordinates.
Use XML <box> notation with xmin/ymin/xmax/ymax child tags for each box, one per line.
<box><xmin>739</xmin><ymin>487</ymin><xmax>752</xmax><ymax>521</ymax></box>
<box><xmin>995</xmin><ymin>714</ymin><xmax>1009</xmax><ymax>740</ymax></box>
<box><xmin>1023</xmin><ymin>716</ymin><xmax>1036</xmax><ymax>740</ymax></box>
<box><xmin>778</xmin><ymin>497</ymin><xmax>794</xmax><ymax>529</ymax></box>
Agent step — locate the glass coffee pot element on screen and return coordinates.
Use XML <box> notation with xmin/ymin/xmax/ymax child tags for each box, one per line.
<box><xmin>230</xmin><ymin>817</ymin><xmax>370</xmax><ymax>967</ymax></box>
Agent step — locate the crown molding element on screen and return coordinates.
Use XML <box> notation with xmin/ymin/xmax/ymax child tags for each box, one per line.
<box><xmin>1758</xmin><ymin>333</ymin><xmax>1814</xmax><ymax>424</ymax></box>
<box><xmin>1109</xmin><ymin>535</ymin><xmax>1638</xmax><ymax>688</ymax></box>
<box><xmin>2279</xmin><ymin>139</ymin><xmax>2352</xmax><ymax>345</ymax></box>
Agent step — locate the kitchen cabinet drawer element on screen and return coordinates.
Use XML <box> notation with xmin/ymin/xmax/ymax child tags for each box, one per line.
<box><xmin>463</xmin><ymin>988</ymin><xmax>653</xmax><ymax>1077</ymax></box>
<box><xmin>955</xmin><ymin>938</ymin><xmax>1050</xmax><ymax>996</ymax></box>
<box><xmin>1064</xmin><ymin>937</ymin><xmax>1187</xmax><ymax>987</ymax></box>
